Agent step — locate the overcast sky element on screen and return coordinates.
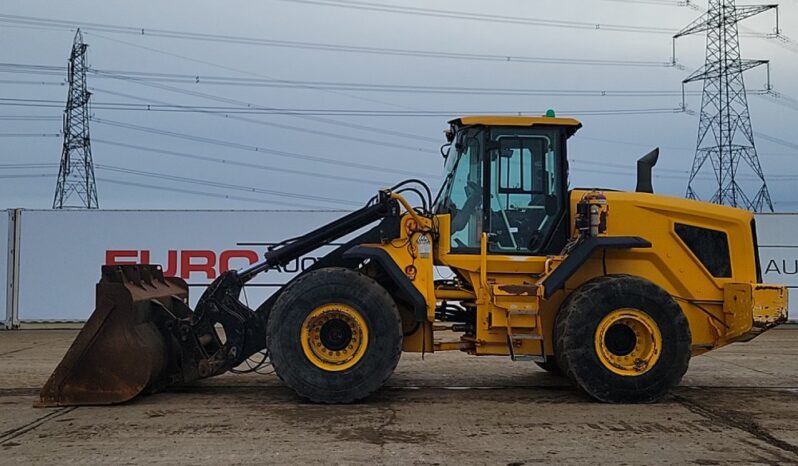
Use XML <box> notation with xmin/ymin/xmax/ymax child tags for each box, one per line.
<box><xmin>1</xmin><ymin>0</ymin><xmax>796</xmax><ymax>211</ymax></box>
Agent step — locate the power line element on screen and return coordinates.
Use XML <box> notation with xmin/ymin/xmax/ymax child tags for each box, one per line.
<box><xmin>89</xmin><ymin>117</ymin><xmax>431</xmax><ymax>177</ymax></box>
<box><xmin>0</xmin><ymin>146</ymin><xmax>411</xmax><ymax>208</ymax></box>
<box><xmin>0</xmin><ymin>97</ymin><xmax>70</xmax><ymax>108</ymax></box>
<box><xmin>0</xmin><ymin>12</ymin><xmax>676</xmax><ymax>57</ymax></box>
<box><xmin>93</xmin><ymin>163</ymin><xmax>361</xmax><ymax>207</ymax></box>
<box><xmin>0</xmin><ymin>63</ymin><xmax>66</xmax><ymax>75</ymax></box>
<box><xmin>276</xmin><ymin>0</ymin><xmax>678</xmax><ymax>34</ymax></box>
<box><xmin>600</xmin><ymin>0</ymin><xmax>701</xmax><ymax>7</ymax></box>
<box><xmin>0</xmin><ymin>173</ymin><xmax>55</xmax><ymax>179</ymax></box>
<box><xmin>0</xmin><ymin>132</ymin><xmax>60</xmax><ymax>137</ymax></box>
<box><xmin>89</xmin><ymin>79</ymin><xmax>438</xmax><ymax>146</ymax></box>
<box><xmin>1</xmin><ymin>95</ymin><xmax>687</xmax><ymax>116</ymax></box>
<box><xmin>2</xmin><ymin>96</ymin><xmax>688</xmax><ymax>117</ymax></box>
<box><xmin>86</xmin><ymin>31</ymin><xmax>424</xmax><ymax>113</ymax></box>
<box><xmin>0</xmin><ymin>41</ymin><xmax>431</xmax><ymax>147</ymax></box>
<box><xmin>18</xmin><ymin>139</ymin><xmax>784</xmax><ymax>183</ymax></box>
<box><xmin>757</xmin><ymin>91</ymin><xmax>798</xmax><ymax>113</ymax></box>
<box><xmin>0</xmin><ymin>78</ymin><xmax>64</xmax><ymax>86</ymax></box>
<box><xmin>76</xmin><ymin>33</ymin><xmax>692</xmax><ymax>155</ymax></box>
<box><xmin>573</xmin><ymin>158</ymin><xmax>690</xmax><ymax>175</ymax></box>
<box><xmin>0</xmin><ymin>115</ymin><xmax>61</xmax><ymax>121</ymax></box>
<box><xmin>755</xmin><ymin>132</ymin><xmax>798</xmax><ymax>151</ymax></box>
<box><xmin>1</xmin><ymin>93</ymin><xmax>432</xmax><ymax>148</ymax></box>
<box><xmin>0</xmin><ymin>10</ymin><xmax>778</xmax><ymax>61</ymax></box>
<box><xmin>0</xmin><ymin>20</ymin><xmax>670</xmax><ymax>157</ymax></box>
<box><xmin>570</xmin><ymin>157</ymin><xmax>781</xmax><ymax>180</ymax></box>
<box><xmin>3</xmin><ymin>30</ymin><xmax>429</xmax><ymax>148</ymax></box>
<box><xmin>74</xmin><ymin>35</ymin><xmax>444</xmax><ymax>142</ymax></box>
<box><xmin>0</xmin><ymin>163</ymin><xmax>58</xmax><ymax>169</ymax></box>
<box><xmin>88</xmin><ymin>29</ymin><xmax>673</xmax><ymax>68</ymax></box>
<box><xmin>580</xmin><ymin>133</ymin><xmax>796</xmax><ymax>158</ymax></box>
<box><xmin>2</xmin><ymin>62</ymin><xmax>784</xmax><ymax>109</ymax></box>
<box><xmin>96</xmin><ymin>177</ymin><xmax>332</xmax><ymax>209</ymax></box>
<box><xmin>92</xmin><ymin>139</ymin><xmax>397</xmax><ymax>187</ymax></box>
<box><xmin>0</xmin><ymin>61</ymin><xmax>715</xmax><ymax>97</ymax></box>
<box><xmin>570</xmin><ymin>165</ymin><xmax>692</xmax><ymax>181</ymax></box>
<box><xmin>4</xmin><ymin>63</ymin><xmax>772</xmax><ymax>100</ymax></box>
<box><xmin>578</xmin><ymin>135</ymin><xmax>693</xmax><ymax>151</ymax></box>
<box><xmin>89</xmin><ymin>69</ymin><xmax>703</xmax><ymax>97</ymax></box>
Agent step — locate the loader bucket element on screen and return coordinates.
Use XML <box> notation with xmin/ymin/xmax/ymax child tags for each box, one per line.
<box><xmin>37</xmin><ymin>265</ymin><xmax>198</xmax><ymax>407</ymax></box>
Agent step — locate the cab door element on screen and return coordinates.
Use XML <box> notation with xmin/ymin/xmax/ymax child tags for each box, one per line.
<box><xmin>486</xmin><ymin>128</ymin><xmax>566</xmax><ymax>257</ymax></box>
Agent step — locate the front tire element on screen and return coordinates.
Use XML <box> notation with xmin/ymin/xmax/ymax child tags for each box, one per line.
<box><xmin>555</xmin><ymin>275</ymin><xmax>691</xmax><ymax>403</ymax></box>
<box><xmin>266</xmin><ymin>267</ymin><xmax>402</xmax><ymax>403</ymax></box>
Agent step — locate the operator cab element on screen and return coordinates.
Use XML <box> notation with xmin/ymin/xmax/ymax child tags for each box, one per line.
<box><xmin>435</xmin><ymin>114</ymin><xmax>582</xmax><ymax>255</ymax></box>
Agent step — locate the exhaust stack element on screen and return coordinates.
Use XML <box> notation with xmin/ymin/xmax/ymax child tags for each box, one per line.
<box><xmin>636</xmin><ymin>148</ymin><xmax>660</xmax><ymax>194</ymax></box>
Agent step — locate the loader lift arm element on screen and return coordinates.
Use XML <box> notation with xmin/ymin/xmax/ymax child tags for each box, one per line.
<box><xmin>187</xmin><ymin>190</ymin><xmax>402</xmax><ymax>373</ymax></box>
<box><xmin>237</xmin><ymin>190</ymin><xmax>399</xmax><ymax>281</ymax></box>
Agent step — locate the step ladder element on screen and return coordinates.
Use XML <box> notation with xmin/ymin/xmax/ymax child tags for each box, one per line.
<box><xmin>506</xmin><ymin>309</ymin><xmax>545</xmax><ymax>362</ymax></box>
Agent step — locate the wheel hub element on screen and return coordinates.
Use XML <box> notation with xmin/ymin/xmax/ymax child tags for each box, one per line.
<box><xmin>300</xmin><ymin>304</ymin><xmax>368</xmax><ymax>372</ymax></box>
<box><xmin>594</xmin><ymin>308</ymin><xmax>662</xmax><ymax>376</ymax></box>
<box><xmin>604</xmin><ymin>323</ymin><xmax>637</xmax><ymax>356</ymax></box>
<box><xmin>319</xmin><ymin>319</ymin><xmax>353</xmax><ymax>351</ymax></box>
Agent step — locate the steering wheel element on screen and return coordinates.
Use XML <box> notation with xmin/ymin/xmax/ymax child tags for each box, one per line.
<box><xmin>451</xmin><ymin>181</ymin><xmax>483</xmax><ymax>233</ymax></box>
<box><xmin>464</xmin><ymin>181</ymin><xmax>483</xmax><ymax>210</ymax></box>
<box><xmin>464</xmin><ymin>180</ymin><xmax>480</xmax><ymax>196</ymax></box>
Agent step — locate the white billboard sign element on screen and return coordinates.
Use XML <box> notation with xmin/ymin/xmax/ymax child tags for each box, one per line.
<box><xmin>755</xmin><ymin>214</ymin><xmax>797</xmax><ymax>320</ymax></box>
<box><xmin>15</xmin><ymin>210</ymin><xmax>344</xmax><ymax>321</ymax></box>
<box><xmin>6</xmin><ymin>210</ymin><xmax>795</xmax><ymax>323</ymax></box>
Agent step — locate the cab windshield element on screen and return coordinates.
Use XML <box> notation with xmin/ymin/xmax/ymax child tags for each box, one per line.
<box><xmin>435</xmin><ymin>127</ymin><xmax>483</xmax><ymax>251</ymax></box>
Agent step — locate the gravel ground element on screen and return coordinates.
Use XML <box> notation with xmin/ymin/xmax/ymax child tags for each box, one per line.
<box><xmin>1</xmin><ymin>327</ymin><xmax>797</xmax><ymax>465</ymax></box>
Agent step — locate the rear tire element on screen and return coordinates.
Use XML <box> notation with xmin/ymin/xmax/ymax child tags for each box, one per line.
<box><xmin>555</xmin><ymin>275</ymin><xmax>691</xmax><ymax>403</ymax></box>
<box><xmin>266</xmin><ymin>267</ymin><xmax>402</xmax><ymax>403</ymax></box>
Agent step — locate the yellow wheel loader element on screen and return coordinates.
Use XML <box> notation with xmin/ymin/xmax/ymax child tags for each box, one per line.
<box><xmin>38</xmin><ymin>114</ymin><xmax>788</xmax><ymax>406</ymax></box>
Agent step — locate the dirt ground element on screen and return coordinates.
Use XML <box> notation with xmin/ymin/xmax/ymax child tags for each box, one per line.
<box><xmin>1</xmin><ymin>328</ymin><xmax>797</xmax><ymax>465</ymax></box>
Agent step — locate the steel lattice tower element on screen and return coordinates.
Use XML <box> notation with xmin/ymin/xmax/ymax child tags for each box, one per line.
<box><xmin>53</xmin><ymin>29</ymin><xmax>99</xmax><ymax>209</ymax></box>
<box><xmin>675</xmin><ymin>1</ymin><xmax>777</xmax><ymax>212</ymax></box>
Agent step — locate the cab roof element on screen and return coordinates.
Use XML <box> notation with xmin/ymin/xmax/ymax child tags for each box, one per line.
<box><xmin>449</xmin><ymin>115</ymin><xmax>583</xmax><ymax>137</ymax></box>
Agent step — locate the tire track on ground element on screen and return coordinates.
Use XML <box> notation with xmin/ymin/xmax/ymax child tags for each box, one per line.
<box><xmin>0</xmin><ymin>347</ymin><xmax>34</xmax><ymax>358</ymax></box>
<box><xmin>0</xmin><ymin>407</ymin><xmax>76</xmax><ymax>445</ymax></box>
<box><xmin>0</xmin><ymin>388</ymin><xmax>39</xmax><ymax>397</ymax></box>
<box><xmin>674</xmin><ymin>393</ymin><xmax>798</xmax><ymax>461</ymax></box>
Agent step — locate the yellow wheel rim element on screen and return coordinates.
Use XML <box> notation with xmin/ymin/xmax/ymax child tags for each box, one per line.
<box><xmin>594</xmin><ymin>308</ymin><xmax>662</xmax><ymax>376</ymax></box>
<box><xmin>300</xmin><ymin>304</ymin><xmax>369</xmax><ymax>372</ymax></box>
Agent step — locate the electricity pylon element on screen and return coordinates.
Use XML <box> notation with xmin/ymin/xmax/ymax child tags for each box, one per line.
<box><xmin>675</xmin><ymin>1</ymin><xmax>777</xmax><ymax>212</ymax></box>
<box><xmin>53</xmin><ymin>29</ymin><xmax>99</xmax><ymax>209</ymax></box>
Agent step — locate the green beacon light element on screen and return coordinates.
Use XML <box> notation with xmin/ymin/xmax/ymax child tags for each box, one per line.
<box><xmin>545</xmin><ymin>109</ymin><xmax>556</xmax><ymax>118</ymax></box>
